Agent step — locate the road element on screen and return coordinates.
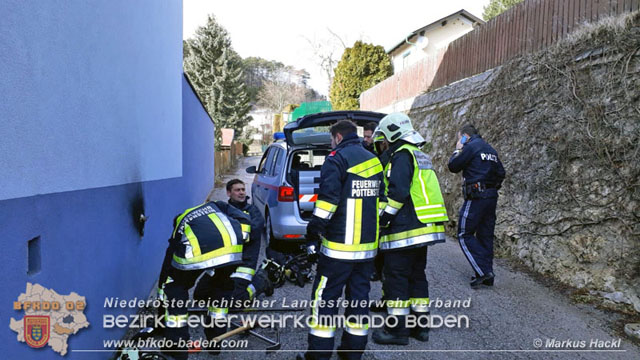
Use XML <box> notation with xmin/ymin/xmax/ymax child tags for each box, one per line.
<box><xmin>190</xmin><ymin>156</ymin><xmax>639</xmax><ymax>360</ymax></box>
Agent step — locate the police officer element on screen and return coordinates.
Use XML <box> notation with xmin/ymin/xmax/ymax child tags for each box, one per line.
<box><xmin>157</xmin><ymin>200</ymin><xmax>271</xmax><ymax>359</ymax></box>
<box><xmin>448</xmin><ymin>124</ymin><xmax>505</xmax><ymax>288</ymax></box>
<box><xmin>371</xmin><ymin>112</ymin><xmax>449</xmax><ymax>345</ymax></box>
<box><xmin>298</xmin><ymin>120</ymin><xmax>384</xmax><ymax>360</ymax></box>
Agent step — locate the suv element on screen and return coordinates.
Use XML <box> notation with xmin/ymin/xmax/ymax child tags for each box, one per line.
<box><xmin>246</xmin><ymin>111</ymin><xmax>386</xmax><ymax>249</ymax></box>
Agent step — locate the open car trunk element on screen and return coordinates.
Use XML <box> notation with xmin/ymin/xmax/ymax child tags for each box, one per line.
<box><xmin>288</xmin><ymin>148</ymin><xmax>330</xmax><ymax>220</ymax></box>
<box><xmin>283</xmin><ymin>111</ymin><xmax>386</xmax><ymax>220</ymax></box>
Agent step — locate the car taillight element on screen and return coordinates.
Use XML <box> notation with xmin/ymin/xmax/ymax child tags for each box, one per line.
<box><xmin>283</xmin><ymin>234</ymin><xmax>302</xmax><ymax>239</ymax></box>
<box><xmin>278</xmin><ymin>186</ymin><xmax>295</xmax><ymax>202</ymax></box>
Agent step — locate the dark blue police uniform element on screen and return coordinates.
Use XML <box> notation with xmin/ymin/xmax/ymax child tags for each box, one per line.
<box><xmin>448</xmin><ymin>134</ymin><xmax>505</xmax><ymax>279</ymax></box>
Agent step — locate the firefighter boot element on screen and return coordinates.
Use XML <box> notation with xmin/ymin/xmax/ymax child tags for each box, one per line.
<box><xmin>409</xmin><ymin>310</ymin><xmax>429</xmax><ymax>342</ymax></box>
<box><xmin>372</xmin><ymin>328</ymin><xmax>409</xmax><ymax>345</ymax></box>
<box><xmin>372</xmin><ymin>314</ymin><xmax>409</xmax><ymax>346</ymax></box>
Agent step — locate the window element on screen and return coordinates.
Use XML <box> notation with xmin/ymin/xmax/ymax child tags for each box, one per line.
<box><xmin>257</xmin><ymin>147</ymin><xmax>272</xmax><ymax>173</ymax></box>
<box><xmin>402</xmin><ymin>51</ymin><xmax>411</xmax><ymax>70</ymax></box>
<box><xmin>262</xmin><ymin>147</ymin><xmax>278</xmax><ymax>176</ymax></box>
<box><xmin>270</xmin><ymin>148</ymin><xmax>284</xmax><ymax>176</ymax></box>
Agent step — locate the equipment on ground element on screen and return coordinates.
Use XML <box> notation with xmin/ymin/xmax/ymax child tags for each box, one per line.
<box><xmin>261</xmin><ymin>249</ymin><xmax>314</xmax><ymax>288</ymax></box>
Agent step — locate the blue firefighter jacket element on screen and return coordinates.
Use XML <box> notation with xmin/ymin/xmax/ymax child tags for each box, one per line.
<box><xmin>308</xmin><ymin>133</ymin><xmax>385</xmax><ymax>261</ymax></box>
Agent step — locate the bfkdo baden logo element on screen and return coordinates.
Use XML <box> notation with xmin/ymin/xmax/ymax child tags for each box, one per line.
<box><xmin>24</xmin><ymin>315</ymin><xmax>50</xmax><ymax>348</ymax></box>
<box><xmin>10</xmin><ymin>283</ymin><xmax>89</xmax><ymax>356</ymax></box>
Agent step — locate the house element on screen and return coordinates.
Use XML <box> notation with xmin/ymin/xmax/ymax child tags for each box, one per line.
<box><xmin>387</xmin><ymin>9</ymin><xmax>484</xmax><ymax>73</ymax></box>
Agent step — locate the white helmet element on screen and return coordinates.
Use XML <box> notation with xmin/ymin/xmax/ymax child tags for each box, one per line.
<box><xmin>373</xmin><ymin>112</ymin><xmax>425</xmax><ymax>145</ymax></box>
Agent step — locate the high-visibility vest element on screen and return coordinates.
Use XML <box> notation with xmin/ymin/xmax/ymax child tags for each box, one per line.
<box><xmin>380</xmin><ymin>144</ymin><xmax>448</xmax><ymax>250</ymax></box>
<box><xmin>170</xmin><ymin>202</ymin><xmax>246</xmax><ymax>270</ymax></box>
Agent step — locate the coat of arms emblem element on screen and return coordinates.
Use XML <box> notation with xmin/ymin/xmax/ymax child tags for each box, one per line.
<box><xmin>24</xmin><ymin>315</ymin><xmax>50</xmax><ymax>348</ymax></box>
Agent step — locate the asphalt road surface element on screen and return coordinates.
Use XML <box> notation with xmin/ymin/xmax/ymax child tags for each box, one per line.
<box><xmin>185</xmin><ymin>156</ymin><xmax>640</xmax><ymax>360</ymax></box>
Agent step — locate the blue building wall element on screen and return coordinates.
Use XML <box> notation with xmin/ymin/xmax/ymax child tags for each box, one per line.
<box><xmin>0</xmin><ymin>0</ymin><xmax>183</xmax><ymax>201</ymax></box>
<box><xmin>0</xmin><ymin>1</ymin><xmax>217</xmax><ymax>358</ymax></box>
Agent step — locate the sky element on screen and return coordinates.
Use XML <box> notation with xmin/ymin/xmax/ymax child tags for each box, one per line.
<box><xmin>183</xmin><ymin>0</ymin><xmax>490</xmax><ymax>96</ymax></box>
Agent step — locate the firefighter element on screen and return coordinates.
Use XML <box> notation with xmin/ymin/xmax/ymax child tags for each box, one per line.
<box><xmin>370</xmin><ymin>133</ymin><xmax>390</xmax><ymax>296</ymax></box>
<box><xmin>298</xmin><ymin>120</ymin><xmax>384</xmax><ymax>360</ymax></box>
<box><xmin>194</xmin><ymin>179</ymin><xmax>265</xmax><ymax>310</ymax></box>
<box><xmin>156</xmin><ymin>200</ymin><xmax>271</xmax><ymax>359</ymax></box>
<box><xmin>447</xmin><ymin>124</ymin><xmax>505</xmax><ymax>288</ymax></box>
<box><xmin>371</xmin><ymin>112</ymin><xmax>449</xmax><ymax>345</ymax></box>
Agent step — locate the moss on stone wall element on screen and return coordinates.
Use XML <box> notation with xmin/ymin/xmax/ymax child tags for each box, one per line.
<box><xmin>409</xmin><ymin>11</ymin><xmax>640</xmax><ymax>310</ymax></box>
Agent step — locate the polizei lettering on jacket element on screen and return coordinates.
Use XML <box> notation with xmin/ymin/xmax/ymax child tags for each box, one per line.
<box><xmin>480</xmin><ymin>153</ymin><xmax>498</xmax><ymax>162</ymax></box>
<box><xmin>176</xmin><ymin>206</ymin><xmax>216</xmax><ymax>235</ymax></box>
<box><xmin>351</xmin><ymin>180</ymin><xmax>380</xmax><ymax>197</ymax></box>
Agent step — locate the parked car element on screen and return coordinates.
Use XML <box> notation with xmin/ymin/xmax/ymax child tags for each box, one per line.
<box><xmin>246</xmin><ymin>111</ymin><xmax>386</xmax><ymax>250</ymax></box>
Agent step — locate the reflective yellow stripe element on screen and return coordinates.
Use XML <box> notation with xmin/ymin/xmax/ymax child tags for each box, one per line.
<box><xmin>387</xmin><ymin>198</ymin><xmax>404</xmax><ymax>210</ymax></box>
<box><xmin>309</xmin><ymin>323</ymin><xmax>336</xmax><ymax>338</ymax></box>
<box><xmin>410</xmin><ymin>297</ymin><xmax>430</xmax><ymax>305</ymax></box>
<box><xmin>241</xmin><ymin>223</ymin><xmax>251</xmax><ymax>234</ymax></box>
<box><xmin>353</xmin><ymin>198</ymin><xmax>362</xmax><ymax>245</ymax></box>
<box><xmin>378</xmin><ymin>201</ymin><xmax>387</xmax><ymax>210</ymax></box>
<box><xmin>184</xmin><ymin>224</ymin><xmax>201</xmax><ymax>257</ymax></box>
<box><xmin>236</xmin><ymin>267</ymin><xmax>255</xmax><ymax>275</ymax></box>
<box><xmin>388</xmin><ymin>307</ymin><xmax>410</xmax><ymax>315</ymax></box>
<box><xmin>208</xmin><ymin>213</ymin><xmax>231</xmax><ymax>248</ymax></box>
<box><xmin>387</xmin><ymin>299</ymin><xmax>411</xmax><ymax>308</ymax></box>
<box><xmin>346</xmin><ymin>321</ymin><xmax>369</xmax><ymax>330</ymax></box>
<box><xmin>380</xmin><ymin>225</ymin><xmax>445</xmax><ymax>243</ymax></box>
<box><xmin>315</xmin><ymin>200</ymin><xmax>337</xmax><ymax>213</ymax></box>
<box><xmin>157</xmin><ymin>288</ymin><xmax>166</xmax><ymax>301</ymax></box>
<box><xmin>345</xmin><ymin>320</ymin><xmax>369</xmax><ymax>336</ymax></box>
<box><xmin>311</xmin><ymin>276</ymin><xmax>328</xmax><ymax>327</ymax></box>
<box><xmin>207</xmin><ymin>306</ymin><xmax>228</xmax><ymax>319</ymax></box>
<box><xmin>347</xmin><ymin>157</ymin><xmax>382</xmax><ymax>178</ymax></box>
<box><xmin>246</xmin><ymin>285</ymin><xmax>255</xmax><ymax>299</ymax></box>
<box><xmin>375</xmin><ymin>198</ymin><xmax>380</xmax><ymax>243</ymax></box>
<box><xmin>322</xmin><ymin>238</ymin><xmax>377</xmax><ymax>252</ymax></box>
<box><xmin>207</xmin><ymin>306</ymin><xmax>228</xmax><ymax>314</ymax></box>
<box><xmin>173</xmin><ymin>244</ymin><xmax>243</xmax><ymax>265</ymax></box>
<box><xmin>357</xmin><ymin>163</ymin><xmax>383</xmax><ymax>178</ymax></box>
<box><xmin>172</xmin><ymin>204</ymin><xmax>203</xmax><ymax>238</ymax></box>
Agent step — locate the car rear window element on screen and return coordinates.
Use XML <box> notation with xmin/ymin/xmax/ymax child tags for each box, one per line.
<box><xmin>290</xmin><ymin>123</ymin><xmax>364</xmax><ymax>145</ymax></box>
<box><xmin>291</xmin><ymin>149</ymin><xmax>330</xmax><ymax>171</ymax></box>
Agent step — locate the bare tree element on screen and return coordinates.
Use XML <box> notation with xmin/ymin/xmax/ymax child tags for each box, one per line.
<box><xmin>303</xmin><ymin>28</ymin><xmax>349</xmax><ymax>93</ymax></box>
<box><xmin>257</xmin><ymin>77</ymin><xmax>307</xmax><ymax>114</ymax></box>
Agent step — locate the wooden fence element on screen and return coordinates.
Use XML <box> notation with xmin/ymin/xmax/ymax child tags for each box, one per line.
<box><xmin>360</xmin><ymin>0</ymin><xmax>640</xmax><ymax>111</ymax></box>
<box><xmin>214</xmin><ymin>142</ymin><xmax>243</xmax><ymax>177</ymax></box>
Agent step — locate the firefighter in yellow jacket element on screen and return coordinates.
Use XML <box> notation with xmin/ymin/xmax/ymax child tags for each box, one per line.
<box><xmin>157</xmin><ymin>200</ymin><xmax>271</xmax><ymax>358</ymax></box>
<box><xmin>371</xmin><ymin>112</ymin><xmax>449</xmax><ymax>345</ymax></box>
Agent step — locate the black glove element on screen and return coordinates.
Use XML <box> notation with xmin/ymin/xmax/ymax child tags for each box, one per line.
<box><xmin>380</xmin><ymin>212</ymin><xmax>394</xmax><ymax>228</ymax></box>
<box><xmin>251</xmin><ymin>268</ymin><xmax>274</xmax><ymax>297</ymax></box>
<box><xmin>306</xmin><ymin>220</ymin><xmax>324</xmax><ymax>243</ymax></box>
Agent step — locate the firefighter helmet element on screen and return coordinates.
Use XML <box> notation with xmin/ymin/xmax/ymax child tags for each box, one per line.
<box><xmin>374</xmin><ymin>112</ymin><xmax>425</xmax><ymax>145</ymax></box>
